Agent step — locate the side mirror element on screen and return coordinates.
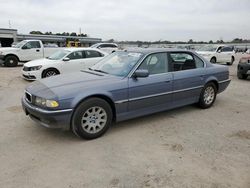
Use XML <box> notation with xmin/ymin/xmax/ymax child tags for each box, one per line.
<box><xmin>63</xmin><ymin>57</ymin><xmax>70</xmax><ymax>61</ymax></box>
<box><xmin>217</xmin><ymin>49</ymin><xmax>221</xmax><ymax>53</ymax></box>
<box><xmin>133</xmin><ymin>69</ymin><xmax>149</xmax><ymax>78</ymax></box>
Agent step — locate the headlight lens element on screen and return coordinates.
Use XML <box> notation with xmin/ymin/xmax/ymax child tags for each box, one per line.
<box><xmin>35</xmin><ymin>97</ymin><xmax>59</xmax><ymax>108</ymax></box>
<box><xmin>29</xmin><ymin>65</ymin><xmax>42</xmax><ymax>71</ymax></box>
<box><xmin>46</xmin><ymin>100</ymin><xmax>59</xmax><ymax>108</ymax></box>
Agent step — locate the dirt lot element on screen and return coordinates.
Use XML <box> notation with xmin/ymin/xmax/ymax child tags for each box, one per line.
<box><xmin>0</xmin><ymin>57</ymin><xmax>249</xmax><ymax>188</ymax></box>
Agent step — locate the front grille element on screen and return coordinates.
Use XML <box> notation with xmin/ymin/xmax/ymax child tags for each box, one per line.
<box><xmin>23</xmin><ymin>74</ymin><xmax>36</xmax><ymax>79</ymax></box>
<box><xmin>25</xmin><ymin>92</ymin><xmax>32</xmax><ymax>103</ymax></box>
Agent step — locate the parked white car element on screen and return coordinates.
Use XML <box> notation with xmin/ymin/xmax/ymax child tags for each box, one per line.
<box><xmin>22</xmin><ymin>48</ymin><xmax>107</xmax><ymax>80</ymax></box>
<box><xmin>91</xmin><ymin>43</ymin><xmax>118</xmax><ymax>54</ymax></box>
<box><xmin>0</xmin><ymin>40</ymin><xmax>60</xmax><ymax>67</ymax></box>
<box><xmin>196</xmin><ymin>45</ymin><xmax>235</xmax><ymax>65</ymax></box>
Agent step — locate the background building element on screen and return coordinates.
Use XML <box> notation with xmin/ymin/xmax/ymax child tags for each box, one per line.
<box><xmin>0</xmin><ymin>28</ymin><xmax>102</xmax><ymax>47</ymax></box>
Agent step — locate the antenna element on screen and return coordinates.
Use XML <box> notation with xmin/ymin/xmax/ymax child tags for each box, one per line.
<box><xmin>8</xmin><ymin>20</ymin><xmax>11</xmax><ymax>28</ymax></box>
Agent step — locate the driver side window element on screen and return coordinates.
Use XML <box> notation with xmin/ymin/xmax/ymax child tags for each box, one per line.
<box><xmin>23</xmin><ymin>41</ymin><xmax>41</xmax><ymax>49</ymax></box>
<box><xmin>138</xmin><ymin>53</ymin><xmax>168</xmax><ymax>75</ymax></box>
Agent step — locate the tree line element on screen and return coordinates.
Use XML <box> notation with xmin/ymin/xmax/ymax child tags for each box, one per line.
<box><xmin>29</xmin><ymin>31</ymin><xmax>87</xmax><ymax>37</ymax></box>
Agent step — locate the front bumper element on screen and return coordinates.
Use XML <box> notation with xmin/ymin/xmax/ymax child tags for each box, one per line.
<box><xmin>0</xmin><ymin>55</ymin><xmax>5</xmax><ymax>65</ymax></box>
<box><xmin>22</xmin><ymin>97</ymin><xmax>73</xmax><ymax>130</ymax></box>
<box><xmin>238</xmin><ymin>63</ymin><xmax>250</xmax><ymax>75</ymax></box>
<box><xmin>22</xmin><ymin>69</ymin><xmax>41</xmax><ymax>80</ymax></box>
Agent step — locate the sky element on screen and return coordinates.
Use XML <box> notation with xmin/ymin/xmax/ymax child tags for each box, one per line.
<box><xmin>0</xmin><ymin>0</ymin><xmax>250</xmax><ymax>41</ymax></box>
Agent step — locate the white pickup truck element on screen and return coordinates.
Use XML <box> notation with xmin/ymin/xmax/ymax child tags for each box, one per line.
<box><xmin>0</xmin><ymin>40</ymin><xmax>60</xmax><ymax>67</ymax></box>
<box><xmin>196</xmin><ymin>45</ymin><xmax>235</xmax><ymax>65</ymax></box>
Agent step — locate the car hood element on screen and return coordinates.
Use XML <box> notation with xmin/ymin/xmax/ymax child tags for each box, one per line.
<box><xmin>0</xmin><ymin>47</ymin><xmax>19</xmax><ymax>53</ymax></box>
<box><xmin>26</xmin><ymin>71</ymin><xmax>122</xmax><ymax>99</ymax></box>
<box><xmin>24</xmin><ymin>58</ymin><xmax>58</xmax><ymax>67</ymax></box>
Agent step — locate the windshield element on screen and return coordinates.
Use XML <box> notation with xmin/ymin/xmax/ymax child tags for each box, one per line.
<box><xmin>47</xmin><ymin>50</ymin><xmax>70</xmax><ymax>60</ymax></box>
<box><xmin>197</xmin><ymin>45</ymin><xmax>217</xmax><ymax>52</ymax></box>
<box><xmin>90</xmin><ymin>51</ymin><xmax>144</xmax><ymax>77</ymax></box>
<box><xmin>14</xmin><ymin>41</ymin><xmax>27</xmax><ymax>48</ymax></box>
<box><xmin>90</xmin><ymin>43</ymin><xmax>100</xmax><ymax>48</ymax></box>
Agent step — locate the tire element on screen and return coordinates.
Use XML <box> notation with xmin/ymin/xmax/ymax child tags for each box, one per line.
<box><xmin>227</xmin><ymin>56</ymin><xmax>234</xmax><ymax>65</ymax></box>
<box><xmin>210</xmin><ymin>57</ymin><xmax>216</xmax><ymax>64</ymax></box>
<box><xmin>4</xmin><ymin>56</ymin><xmax>18</xmax><ymax>67</ymax></box>
<box><xmin>198</xmin><ymin>83</ymin><xmax>217</xmax><ymax>109</ymax></box>
<box><xmin>42</xmin><ymin>68</ymin><xmax>59</xmax><ymax>78</ymax></box>
<box><xmin>237</xmin><ymin>73</ymin><xmax>248</xmax><ymax>79</ymax></box>
<box><xmin>71</xmin><ymin>98</ymin><xmax>113</xmax><ymax>139</ymax></box>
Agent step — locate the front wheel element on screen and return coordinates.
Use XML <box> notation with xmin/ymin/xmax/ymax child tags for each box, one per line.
<box><xmin>210</xmin><ymin>57</ymin><xmax>216</xmax><ymax>64</ymax></box>
<box><xmin>4</xmin><ymin>56</ymin><xmax>18</xmax><ymax>67</ymax></box>
<box><xmin>42</xmin><ymin>69</ymin><xmax>59</xmax><ymax>78</ymax></box>
<box><xmin>71</xmin><ymin>98</ymin><xmax>113</xmax><ymax>139</ymax></box>
<box><xmin>198</xmin><ymin>83</ymin><xmax>217</xmax><ymax>109</ymax></box>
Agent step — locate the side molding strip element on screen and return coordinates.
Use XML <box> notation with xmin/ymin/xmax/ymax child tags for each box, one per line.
<box><xmin>115</xmin><ymin>85</ymin><xmax>203</xmax><ymax>104</ymax></box>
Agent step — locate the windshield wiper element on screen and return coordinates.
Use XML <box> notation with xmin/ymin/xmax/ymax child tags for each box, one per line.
<box><xmin>88</xmin><ymin>68</ymin><xmax>108</xmax><ymax>74</ymax></box>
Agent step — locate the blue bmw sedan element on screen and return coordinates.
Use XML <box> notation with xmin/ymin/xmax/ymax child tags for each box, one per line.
<box><xmin>22</xmin><ymin>49</ymin><xmax>231</xmax><ymax>139</ymax></box>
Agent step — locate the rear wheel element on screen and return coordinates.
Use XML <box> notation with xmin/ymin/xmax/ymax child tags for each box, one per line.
<box><xmin>210</xmin><ymin>57</ymin><xmax>216</xmax><ymax>64</ymax></box>
<box><xmin>42</xmin><ymin>68</ymin><xmax>59</xmax><ymax>78</ymax></box>
<box><xmin>71</xmin><ymin>98</ymin><xmax>113</xmax><ymax>139</ymax></box>
<box><xmin>4</xmin><ymin>56</ymin><xmax>18</xmax><ymax>67</ymax></box>
<box><xmin>199</xmin><ymin>83</ymin><xmax>217</xmax><ymax>109</ymax></box>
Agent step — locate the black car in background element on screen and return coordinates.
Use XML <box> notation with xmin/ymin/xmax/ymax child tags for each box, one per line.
<box><xmin>238</xmin><ymin>56</ymin><xmax>250</xmax><ymax>79</ymax></box>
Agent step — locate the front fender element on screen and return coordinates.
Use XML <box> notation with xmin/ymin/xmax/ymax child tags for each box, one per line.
<box><xmin>70</xmin><ymin>90</ymin><xmax>115</xmax><ymax>109</ymax></box>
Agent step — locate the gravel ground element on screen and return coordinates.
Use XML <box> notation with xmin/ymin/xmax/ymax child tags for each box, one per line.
<box><xmin>0</xmin><ymin>56</ymin><xmax>249</xmax><ymax>188</ymax></box>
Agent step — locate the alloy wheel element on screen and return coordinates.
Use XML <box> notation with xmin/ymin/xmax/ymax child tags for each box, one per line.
<box><xmin>203</xmin><ymin>86</ymin><xmax>215</xmax><ymax>105</ymax></box>
<box><xmin>81</xmin><ymin>106</ymin><xmax>107</xmax><ymax>134</ymax></box>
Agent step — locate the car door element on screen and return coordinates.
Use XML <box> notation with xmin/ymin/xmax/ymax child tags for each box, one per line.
<box><xmin>219</xmin><ymin>46</ymin><xmax>233</xmax><ymax>62</ymax></box>
<box><xmin>169</xmin><ymin>52</ymin><xmax>205</xmax><ymax>107</ymax></box>
<box><xmin>19</xmin><ymin>41</ymin><xmax>43</xmax><ymax>61</ymax></box>
<box><xmin>61</xmin><ymin>50</ymin><xmax>85</xmax><ymax>73</ymax></box>
<box><xmin>128</xmin><ymin>52</ymin><xmax>173</xmax><ymax>112</ymax></box>
<box><xmin>83</xmin><ymin>50</ymin><xmax>104</xmax><ymax>69</ymax></box>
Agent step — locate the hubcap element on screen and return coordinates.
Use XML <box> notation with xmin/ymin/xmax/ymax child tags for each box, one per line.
<box><xmin>46</xmin><ymin>71</ymin><xmax>56</xmax><ymax>77</ymax></box>
<box><xmin>9</xmin><ymin>60</ymin><xmax>14</xmax><ymax>64</ymax></box>
<box><xmin>81</xmin><ymin>106</ymin><xmax>107</xmax><ymax>134</ymax></box>
<box><xmin>204</xmin><ymin>86</ymin><xmax>215</xmax><ymax>105</ymax></box>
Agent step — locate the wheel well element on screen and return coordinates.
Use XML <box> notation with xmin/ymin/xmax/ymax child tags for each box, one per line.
<box><xmin>4</xmin><ymin>54</ymin><xmax>20</xmax><ymax>62</ymax></box>
<box><xmin>207</xmin><ymin>80</ymin><xmax>218</xmax><ymax>91</ymax></box>
<box><xmin>210</xmin><ymin>56</ymin><xmax>216</xmax><ymax>61</ymax></box>
<box><xmin>73</xmin><ymin>95</ymin><xmax>116</xmax><ymax>122</ymax></box>
<box><xmin>42</xmin><ymin>68</ymin><xmax>60</xmax><ymax>78</ymax></box>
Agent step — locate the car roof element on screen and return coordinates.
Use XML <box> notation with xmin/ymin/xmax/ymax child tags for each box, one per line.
<box><xmin>62</xmin><ymin>47</ymin><xmax>100</xmax><ymax>52</ymax></box>
<box><xmin>123</xmin><ymin>48</ymin><xmax>194</xmax><ymax>55</ymax></box>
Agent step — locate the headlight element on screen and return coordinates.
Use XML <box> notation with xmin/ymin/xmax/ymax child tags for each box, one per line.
<box><xmin>35</xmin><ymin>97</ymin><xmax>59</xmax><ymax>108</ymax></box>
<box><xmin>29</xmin><ymin>65</ymin><xmax>42</xmax><ymax>71</ymax></box>
<box><xmin>0</xmin><ymin>51</ymin><xmax>3</xmax><ymax>55</ymax></box>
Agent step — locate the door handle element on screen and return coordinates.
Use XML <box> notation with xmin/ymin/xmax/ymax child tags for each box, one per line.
<box><xmin>165</xmin><ymin>79</ymin><xmax>171</xmax><ymax>83</ymax></box>
<box><xmin>36</xmin><ymin>49</ymin><xmax>40</xmax><ymax>52</ymax></box>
